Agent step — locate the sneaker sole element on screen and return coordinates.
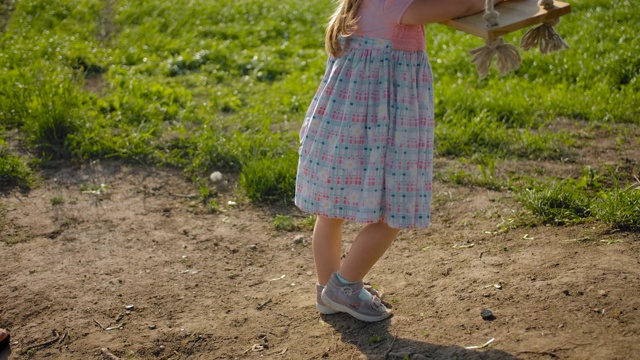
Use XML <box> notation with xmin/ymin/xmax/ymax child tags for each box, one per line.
<box><xmin>321</xmin><ymin>293</ymin><xmax>392</xmax><ymax>322</ymax></box>
<box><xmin>317</xmin><ymin>303</ymin><xmax>340</xmax><ymax>315</ymax></box>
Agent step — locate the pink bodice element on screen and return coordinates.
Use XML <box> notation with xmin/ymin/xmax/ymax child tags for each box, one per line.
<box><xmin>353</xmin><ymin>0</ymin><xmax>426</xmax><ymax>51</ymax></box>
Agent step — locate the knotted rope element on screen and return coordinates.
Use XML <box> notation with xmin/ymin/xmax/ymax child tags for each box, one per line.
<box><xmin>520</xmin><ymin>0</ymin><xmax>569</xmax><ymax>54</ymax></box>
<box><xmin>469</xmin><ymin>0</ymin><xmax>521</xmax><ymax>78</ymax></box>
<box><xmin>469</xmin><ymin>0</ymin><xmax>568</xmax><ymax>77</ymax></box>
<box><xmin>469</xmin><ymin>38</ymin><xmax>521</xmax><ymax>78</ymax></box>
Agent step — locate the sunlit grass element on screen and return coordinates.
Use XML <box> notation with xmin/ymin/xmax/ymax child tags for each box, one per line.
<box><xmin>0</xmin><ymin>136</ymin><xmax>33</xmax><ymax>191</ymax></box>
<box><xmin>0</xmin><ymin>0</ymin><xmax>638</xmax><ymax>230</ymax></box>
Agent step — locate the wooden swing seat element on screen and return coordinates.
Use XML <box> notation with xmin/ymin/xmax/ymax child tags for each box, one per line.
<box><xmin>441</xmin><ymin>0</ymin><xmax>571</xmax><ymax>41</ymax></box>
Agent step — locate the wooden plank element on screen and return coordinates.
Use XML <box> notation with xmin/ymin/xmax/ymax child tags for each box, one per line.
<box><xmin>441</xmin><ymin>0</ymin><xmax>571</xmax><ymax>41</ymax></box>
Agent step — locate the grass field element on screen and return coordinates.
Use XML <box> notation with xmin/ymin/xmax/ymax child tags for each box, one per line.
<box><xmin>0</xmin><ymin>0</ymin><xmax>638</xmax><ymax>229</ymax></box>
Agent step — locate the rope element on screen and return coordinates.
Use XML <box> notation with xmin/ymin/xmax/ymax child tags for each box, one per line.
<box><xmin>538</xmin><ymin>0</ymin><xmax>555</xmax><ymax>10</ymax></box>
<box><xmin>520</xmin><ymin>0</ymin><xmax>569</xmax><ymax>54</ymax></box>
<box><xmin>467</xmin><ymin>0</ymin><xmax>569</xmax><ymax>76</ymax></box>
<box><xmin>483</xmin><ymin>0</ymin><xmax>499</xmax><ymax>27</ymax></box>
<box><xmin>468</xmin><ymin>0</ymin><xmax>521</xmax><ymax>78</ymax></box>
<box><xmin>469</xmin><ymin>38</ymin><xmax>521</xmax><ymax>78</ymax></box>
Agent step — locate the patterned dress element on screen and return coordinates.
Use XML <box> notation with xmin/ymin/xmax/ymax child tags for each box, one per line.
<box><xmin>295</xmin><ymin>0</ymin><xmax>434</xmax><ymax>229</ymax></box>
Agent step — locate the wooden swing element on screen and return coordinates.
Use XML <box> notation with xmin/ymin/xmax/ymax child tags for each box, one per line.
<box><xmin>441</xmin><ymin>0</ymin><xmax>572</xmax><ymax>78</ymax></box>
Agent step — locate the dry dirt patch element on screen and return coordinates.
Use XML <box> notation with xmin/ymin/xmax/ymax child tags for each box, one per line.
<box><xmin>0</xmin><ymin>157</ymin><xmax>639</xmax><ymax>359</ymax></box>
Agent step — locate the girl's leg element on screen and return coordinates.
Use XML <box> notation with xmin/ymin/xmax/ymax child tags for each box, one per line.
<box><xmin>312</xmin><ymin>215</ymin><xmax>345</xmax><ymax>285</ymax></box>
<box><xmin>338</xmin><ymin>220</ymin><xmax>400</xmax><ymax>282</ymax></box>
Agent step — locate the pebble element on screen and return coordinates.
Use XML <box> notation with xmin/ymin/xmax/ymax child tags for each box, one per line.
<box><xmin>293</xmin><ymin>235</ymin><xmax>307</xmax><ymax>245</ymax></box>
<box><xmin>481</xmin><ymin>309</ymin><xmax>494</xmax><ymax>320</ymax></box>
<box><xmin>209</xmin><ymin>171</ymin><xmax>223</xmax><ymax>183</ymax></box>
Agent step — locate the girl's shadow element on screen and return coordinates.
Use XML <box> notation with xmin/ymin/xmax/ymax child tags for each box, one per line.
<box><xmin>0</xmin><ymin>347</ymin><xmax>10</xmax><ymax>360</ymax></box>
<box><xmin>320</xmin><ymin>313</ymin><xmax>520</xmax><ymax>360</ymax></box>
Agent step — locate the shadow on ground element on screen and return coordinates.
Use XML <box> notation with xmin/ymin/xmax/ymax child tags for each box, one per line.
<box><xmin>322</xmin><ymin>314</ymin><xmax>519</xmax><ymax>360</ymax></box>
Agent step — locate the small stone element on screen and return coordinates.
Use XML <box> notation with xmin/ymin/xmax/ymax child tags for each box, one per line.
<box><xmin>249</xmin><ymin>244</ymin><xmax>257</xmax><ymax>250</ymax></box>
<box><xmin>481</xmin><ymin>309</ymin><xmax>495</xmax><ymax>320</ymax></box>
<box><xmin>209</xmin><ymin>171</ymin><xmax>223</xmax><ymax>183</ymax></box>
<box><xmin>598</xmin><ymin>290</ymin><xmax>608</xmax><ymax>297</ymax></box>
<box><xmin>293</xmin><ymin>235</ymin><xmax>306</xmax><ymax>245</ymax></box>
<box><xmin>125</xmin><ymin>304</ymin><xmax>135</xmax><ymax>311</ymax></box>
<box><xmin>148</xmin><ymin>325</ymin><xmax>157</xmax><ymax>330</ymax></box>
<box><xmin>562</xmin><ymin>289</ymin><xmax>570</xmax><ymax>296</ymax></box>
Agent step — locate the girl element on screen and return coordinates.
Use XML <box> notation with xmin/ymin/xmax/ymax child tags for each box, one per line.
<box><xmin>295</xmin><ymin>0</ymin><xmax>503</xmax><ymax>322</ymax></box>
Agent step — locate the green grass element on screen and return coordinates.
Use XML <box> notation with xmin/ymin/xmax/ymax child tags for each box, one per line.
<box><xmin>0</xmin><ymin>0</ymin><xmax>639</xmax><ymax>231</ymax></box>
<box><xmin>516</xmin><ymin>167</ymin><xmax>640</xmax><ymax>230</ymax></box>
<box><xmin>272</xmin><ymin>214</ymin><xmax>297</xmax><ymax>232</ymax></box>
<box><xmin>517</xmin><ymin>180</ymin><xmax>591</xmax><ymax>226</ymax></box>
<box><xmin>0</xmin><ymin>138</ymin><xmax>33</xmax><ymax>191</ymax></box>
<box><xmin>240</xmin><ymin>152</ymin><xmax>298</xmax><ymax>204</ymax></box>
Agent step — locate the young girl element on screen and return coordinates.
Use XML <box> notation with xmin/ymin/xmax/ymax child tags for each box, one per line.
<box><xmin>295</xmin><ymin>0</ymin><xmax>502</xmax><ymax>322</ymax></box>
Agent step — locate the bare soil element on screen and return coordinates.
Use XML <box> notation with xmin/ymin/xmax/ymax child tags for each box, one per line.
<box><xmin>1</xmin><ymin>122</ymin><xmax>639</xmax><ymax>360</ymax></box>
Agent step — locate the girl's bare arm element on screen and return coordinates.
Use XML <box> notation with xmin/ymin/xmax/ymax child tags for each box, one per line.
<box><xmin>401</xmin><ymin>0</ymin><xmax>505</xmax><ymax>25</ymax></box>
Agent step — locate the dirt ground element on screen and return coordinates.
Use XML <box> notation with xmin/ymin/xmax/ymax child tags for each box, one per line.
<box><xmin>1</xmin><ymin>122</ymin><xmax>639</xmax><ymax>360</ymax></box>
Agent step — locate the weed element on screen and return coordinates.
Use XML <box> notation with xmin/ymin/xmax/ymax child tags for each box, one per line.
<box><xmin>437</xmin><ymin>167</ymin><xmax>503</xmax><ymax>191</ymax></box>
<box><xmin>301</xmin><ymin>215</ymin><xmax>317</xmax><ymax>230</ymax></box>
<box><xmin>50</xmin><ymin>197</ymin><xmax>64</xmax><ymax>206</ymax></box>
<box><xmin>240</xmin><ymin>152</ymin><xmax>297</xmax><ymax>204</ymax></box>
<box><xmin>198</xmin><ymin>184</ymin><xmax>211</xmax><ymax>203</ymax></box>
<box><xmin>592</xmin><ymin>186</ymin><xmax>640</xmax><ymax>231</ymax></box>
<box><xmin>273</xmin><ymin>215</ymin><xmax>297</xmax><ymax>232</ymax></box>
<box><xmin>516</xmin><ymin>181</ymin><xmax>591</xmax><ymax>226</ymax></box>
<box><xmin>495</xmin><ymin>212</ymin><xmax>539</xmax><ymax>233</ymax></box>
<box><xmin>368</xmin><ymin>335</ymin><xmax>382</xmax><ymax>343</ymax></box>
<box><xmin>0</xmin><ymin>139</ymin><xmax>33</xmax><ymax>191</ymax></box>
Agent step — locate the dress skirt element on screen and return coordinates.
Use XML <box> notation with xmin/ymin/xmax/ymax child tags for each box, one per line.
<box><xmin>295</xmin><ymin>36</ymin><xmax>435</xmax><ymax>229</ymax></box>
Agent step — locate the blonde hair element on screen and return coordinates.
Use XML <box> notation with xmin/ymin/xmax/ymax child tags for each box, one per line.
<box><xmin>325</xmin><ymin>0</ymin><xmax>363</xmax><ymax>57</ymax></box>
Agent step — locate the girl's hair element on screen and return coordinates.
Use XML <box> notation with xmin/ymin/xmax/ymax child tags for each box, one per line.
<box><xmin>325</xmin><ymin>0</ymin><xmax>363</xmax><ymax>57</ymax></box>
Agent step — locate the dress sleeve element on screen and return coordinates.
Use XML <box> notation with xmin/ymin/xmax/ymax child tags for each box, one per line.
<box><xmin>383</xmin><ymin>0</ymin><xmax>416</xmax><ymax>25</ymax></box>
